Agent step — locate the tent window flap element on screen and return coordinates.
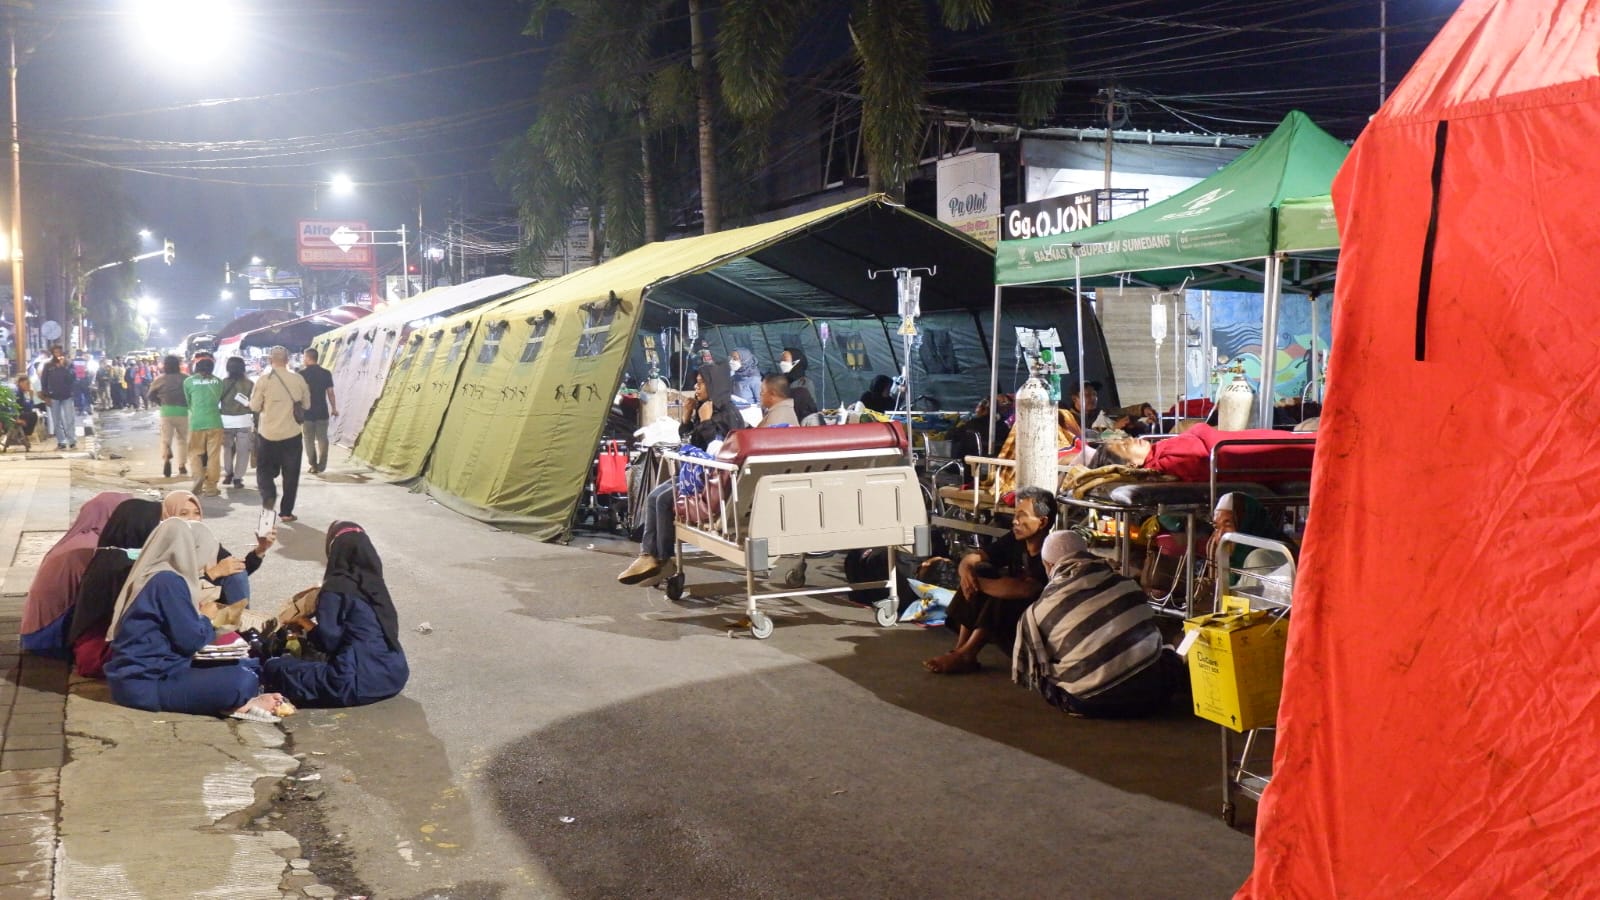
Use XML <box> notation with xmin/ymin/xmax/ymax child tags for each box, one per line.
<box><xmin>477</xmin><ymin>321</ymin><xmax>509</xmax><ymax>364</ymax></box>
<box><xmin>575</xmin><ymin>294</ymin><xmax>622</xmax><ymax>359</ymax></box>
<box><xmin>520</xmin><ymin>312</ymin><xmax>555</xmax><ymax>364</ymax></box>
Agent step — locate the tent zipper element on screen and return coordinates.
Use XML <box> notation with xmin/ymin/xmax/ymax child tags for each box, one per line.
<box><xmin>1414</xmin><ymin>120</ymin><xmax>1449</xmax><ymax>361</ymax></box>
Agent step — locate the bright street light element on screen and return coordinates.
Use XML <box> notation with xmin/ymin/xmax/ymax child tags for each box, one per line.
<box><xmin>138</xmin><ymin>228</ymin><xmax>152</xmax><ymax>240</ymax></box>
<box><xmin>330</xmin><ymin>173</ymin><xmax>355</xmax><ymax>196</ymax></box>
<box><xmin>136</xmin><ymin>296</ymin><xmax>158</xmax><ymax>317</ymax></box>
<box><xmin>130</xmin><ymin>0</ymin><xmax>240</xmax><ymax>64</ymax></box>
<box><xmin>250</xmin><ymin>256</ymin><xmax>262</xmax><ymax>265</ymax></box>
<box><xmin>220</xmin><ymin>289</ymin><xmax>234</xmax><ymax>301</ymax></box>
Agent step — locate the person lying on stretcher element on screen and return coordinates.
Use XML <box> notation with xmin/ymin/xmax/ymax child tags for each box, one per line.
<box><xmin>1092</xmin><ymin>423</ymin><xmax>1309</xmax><ymax>483</ymax></box>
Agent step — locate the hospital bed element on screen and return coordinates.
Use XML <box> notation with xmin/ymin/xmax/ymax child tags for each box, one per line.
<box><xmin>659</xmin><ymin>422</ymin><xmax>932</xmax><ymax>639</ymax></box>
<box><xmin>1059</xmin><ymin>434</ymin><xmax>1316</xmax><ymax>618</ymax></box>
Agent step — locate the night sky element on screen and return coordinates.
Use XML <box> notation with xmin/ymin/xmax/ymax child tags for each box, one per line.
<box><xmin>19</xmin><ymin>0</ymin><xmax>1454</xmax><ymax>337</ymax></box>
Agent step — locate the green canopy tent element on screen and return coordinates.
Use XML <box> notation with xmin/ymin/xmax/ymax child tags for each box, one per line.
<box><xmin>995</xmin><ymin>110</ymin><xmax>1348</xmax><ymax>424</ymax></box>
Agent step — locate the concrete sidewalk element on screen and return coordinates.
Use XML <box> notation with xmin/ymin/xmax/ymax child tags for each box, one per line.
<box><xmin>0</xmin><ymin>429</ymin><xmax>346</xmax><ymax>898</ymax></box>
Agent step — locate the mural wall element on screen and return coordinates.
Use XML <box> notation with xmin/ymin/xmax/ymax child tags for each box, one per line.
<box><xmin>1183</xmin><ymin>289</ymin><xmax>1333</xmax><ymax>403</ymax></box>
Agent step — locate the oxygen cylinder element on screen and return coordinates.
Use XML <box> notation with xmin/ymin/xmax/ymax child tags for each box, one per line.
<box><xmin>1014</xmin><ymin>375</ymin><xmax>1058</xmax><ymax>492</ymax></box>
<box><xmin>640</xmin><ymin>377</ymin><xmax>669</xmax><ymax>425</ymax></box>
<box><xmin>1216</xmin><ymin>368</ymin><xmax>1256</xmax><ymax>431</ymax></box>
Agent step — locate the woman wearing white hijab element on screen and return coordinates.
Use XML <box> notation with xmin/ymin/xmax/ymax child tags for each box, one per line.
<box><xmin>105</xmin><ymin>519</ymin><xmax>285</xmax><ymax>719</ymax></box>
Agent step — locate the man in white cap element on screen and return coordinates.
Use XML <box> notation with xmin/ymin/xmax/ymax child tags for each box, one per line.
<box><xmin>1014</xmin><ymin>530</ymin><xmax>1178</xmax><ymax>718</ymax></box>
<box><xmin>249</xmin><ymin>346</ymin><xmax>310</xmax><ymax>523</ymax></box>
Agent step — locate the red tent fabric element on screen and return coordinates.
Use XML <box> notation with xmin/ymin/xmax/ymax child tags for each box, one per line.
<box><xmin>1243</xmin><ymin>2</ymin><xmax>1600</xmax><ymax>895</ymax></box>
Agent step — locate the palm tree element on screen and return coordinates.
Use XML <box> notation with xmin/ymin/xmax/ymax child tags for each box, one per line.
<box><xmin>501</xmin><ymin>0</ymin><xmax>705</xmax><ymax>269</ymax></box>
<box><xmin>719</xmin><ymin>0</ymin><xmax>1071</xmax><ymax>196</ymax></box>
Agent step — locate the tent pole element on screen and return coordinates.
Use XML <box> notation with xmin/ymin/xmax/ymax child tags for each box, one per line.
<box><xmin>987</xmin><ymin>286</ymin><xmax>1002</xmax><ymax>453</ymax></box>
<box><xmin>1074</xmin><ymin>245</ymin><xmax>1087</xmax><ymax>438</ymax></box>
<box><xmin>1258</xmin><ymin>254</ymin><xmax>1284</xmax><ymax>427</ymax></box>
<box><xmin>1309</xmin><ymin>292</ymin><xmax>1321</xmax><ymax>405</ymax></box>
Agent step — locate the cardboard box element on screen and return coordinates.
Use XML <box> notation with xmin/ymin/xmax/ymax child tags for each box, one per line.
<box><xmin>1182</xmin><ymin>609</ymin><xmax>1289</xmax><ymax>732</ymax></box>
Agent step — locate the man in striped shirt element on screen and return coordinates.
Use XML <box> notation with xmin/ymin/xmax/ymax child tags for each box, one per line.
<box><xmin>1013</xmin><ymin>531</ymin><xmax>1178</xmax><ymax>718</ymax></box>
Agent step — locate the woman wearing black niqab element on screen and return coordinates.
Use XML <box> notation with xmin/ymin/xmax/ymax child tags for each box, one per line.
<box><xmin>263</xmin><ymin>521</ymin><xmax>409</xmax><ymax>707</ymax></box>
<box><xmin>69</xmin><ymin>499</ymin><xmax>164</xmax><ymax>678</ymax></box>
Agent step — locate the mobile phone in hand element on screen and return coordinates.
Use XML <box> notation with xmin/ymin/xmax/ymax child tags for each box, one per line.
<box><xmin>256</xmin><ymin>509</ymin><xmax>278</xmax><ymax>539</ymax></box>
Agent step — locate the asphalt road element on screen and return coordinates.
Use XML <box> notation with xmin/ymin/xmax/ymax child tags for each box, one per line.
<box><xmin>91</xmin><ymin>407</ymin><xmax>1253</xmax><ymax>899</ymax></box>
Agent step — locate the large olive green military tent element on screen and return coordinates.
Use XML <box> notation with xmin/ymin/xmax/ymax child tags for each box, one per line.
<box><xmin>351</xmin><ymin>196</ymin><xmax>1111</xmax><ymax>539</ymax></box>
<box><xmin>308</xmin><ymin>274</ymin><xmax>533</xmax><ymax>447</ymax></box>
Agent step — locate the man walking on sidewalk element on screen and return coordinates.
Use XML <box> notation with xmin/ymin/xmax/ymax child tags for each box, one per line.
<box><xmin>250</xmin><ymin>346</ymin><xmax>310</xmax><ymax>522</ymax></box>
<box><xmin>299</xmin><ymin>348</ymin><xmax>337</xmax><ymax>474</ymax></box>
<box><xmin>40</xmin><ymin>344</ymin><xmax>77</xmax><ymax>450</ymax></box>
<box><xmin>148</xmin><ymin>355</ymin><xmax>189</xmax><ymax>478</ymax></box>
<box><xmin>183</xmin><ymin>356</ymin><xmax>226</xmax><ymax>496</ymax></box>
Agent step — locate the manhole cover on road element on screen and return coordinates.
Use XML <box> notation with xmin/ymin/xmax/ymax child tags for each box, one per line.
<box><xmin>13</xmin><ymin>531</ymin><xmax>66</xmax><ymax>567</ymax></box>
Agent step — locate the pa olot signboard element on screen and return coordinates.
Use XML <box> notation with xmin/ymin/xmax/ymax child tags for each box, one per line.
<box><xmin>298</xmin><ymin>220</ymin><xmax>372</xmax><ymax>267</ymax></box>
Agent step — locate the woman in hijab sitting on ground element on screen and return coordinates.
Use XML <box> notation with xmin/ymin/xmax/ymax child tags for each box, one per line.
<box><xmin>263</xmin><ymin>521</ymin><xmax>408</xmax><ymax>707</ymax></box>
<box><xmin>618</xmin><ymin>363</ymin><xmax>746</xmax><ymax>586</ymax></box>
<box><xmin>21</xmin><ymin>491</ymin><xmax>131</xmax><ymax>656</ymax></box>
<box><xmin>67</xmin><ymin>499</ymin><xmax>163</xmax><ymax>678</ymax></box>
<box><xmin>161</xmin><ymin>490</ymin><xmax>276</xmax><ymax>604</ymax></box>
<box><xmin>105</xmin><ymin>518</ymin><xmax>287</xmax><ymax>720</ymax></box>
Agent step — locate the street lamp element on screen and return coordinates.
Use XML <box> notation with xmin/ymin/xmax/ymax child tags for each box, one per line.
<box><xmin>8</xmin><ymin>21</ymin><xmax>25</xmax><ymax>372</ymax></box>
<box><xmin>313</xmin><ymin>173</ymin><xmax>356</xmax><ymax>210</ymax></box>
<box><xmin>130</xmin><ymin>0</ymin><xmax>239</xmax><ymax>64</ymax></box>
<box><xmin>219</xmin><ymin>289</ymin><xmax>233</xmax><ymax>301</ymax></box>
<box><xmin>136</xmin><ymin>296</ymin><xmax>157</xmax><ymax>317</ymax></box>
<box><xmin>249</xmin><ymin>256</ymin><xmax>262</xmax><ymax>265</ymax></box>
<box><xmin>138</xmin><ymin>228</ymin><xmax>152</xmax><ymax>240</ymax></box>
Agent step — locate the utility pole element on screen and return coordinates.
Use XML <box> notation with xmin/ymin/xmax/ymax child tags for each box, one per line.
<box><xmin>1378</xmin><ymin>0</ymin><xmax>1388</xmax><ymax>105</ymax></box>
<box><xmin>1102</xmin><ymin>85</ymin><xmax>1116</xmax><ymax>191</ymax></box>
<box><xmin>8</xmin><ymin>21</ymin><xmax>24</xmax><ymax>370</ymax></box>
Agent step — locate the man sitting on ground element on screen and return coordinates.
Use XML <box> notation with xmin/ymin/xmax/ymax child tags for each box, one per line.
<box><xmin>924</xmin><ymin>486</ymin><xmax>1054</xmax><ymax>675</ymax></box>
<box><xmin>1013</xmin><ymin>531</ymin><xmax>1179</xmax><ymax>718</ymax></box>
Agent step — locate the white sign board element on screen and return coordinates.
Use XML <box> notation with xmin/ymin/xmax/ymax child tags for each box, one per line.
<box><xmin>936</xmin><ymin>153</ymin><xmax>1002</xmax><ymax>246</ymax></box>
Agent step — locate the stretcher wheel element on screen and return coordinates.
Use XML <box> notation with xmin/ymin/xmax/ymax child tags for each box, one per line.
<box><xmin>874</xmin><ymin>602</ymin><xmax>897</xmax><ymax>628</ymax></box>
<box><xmin>749</xmin><ymin>612</ymin><xmax>774</xmax><ymax>640</ymax></box>
<box><xmin>1221</xmin><ymin>801</ymin><xmax>1236</xmax><ymax>827</ymax></box>
<box><xmin>664</xmin><ymin>572</ymin><xmax>686</xmax><ymax>602</ymax></box>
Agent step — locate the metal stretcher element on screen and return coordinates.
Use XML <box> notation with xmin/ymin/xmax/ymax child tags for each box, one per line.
<box><xmin>1059</xmin><ymin>435</ymin><xmax>1315</xmax><ymax>618</ymax></box>
<box><xmin>660</xmin><ymin>422</ymin><xmax>932</xmax><ymax>639</ymax></box>
<box><xmin>1212</xmin><ymin>532</ymin><xmax>1296</xmax><ymax>827</ymax></box>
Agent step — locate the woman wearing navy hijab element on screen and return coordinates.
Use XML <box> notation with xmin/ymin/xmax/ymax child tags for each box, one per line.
<box><xmin>264</xmin><ymin>521</ymin><xmax>408</xmax><ymax>707</ymax></box>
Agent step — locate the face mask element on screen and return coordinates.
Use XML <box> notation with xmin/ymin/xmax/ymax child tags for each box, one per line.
<box><xmin>778</xmin><ymin>360</ymin><xmax>794</xmax><ymax>374</ymax></box>
<box><xmin>729</xmin><ymin>358</ymin><xmax>742</xmax><ymax>373</ymax></box>
<box><xmin>125</xmin><ymin>549</ymin><xmax>141</xmax><ymax>561</ymax></box>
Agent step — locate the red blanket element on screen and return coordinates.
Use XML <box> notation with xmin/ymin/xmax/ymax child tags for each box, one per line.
<box><xmin>1144</xmin><ymin>424</ymin><xmax>1314</xmax><ymax>484</ymax></box>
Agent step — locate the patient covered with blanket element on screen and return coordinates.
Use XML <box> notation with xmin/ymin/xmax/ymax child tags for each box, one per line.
<box><xmin>1093</xmin><ymin>424</ymin><xmax>1312</xmax><ymax>484</ymax></box>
